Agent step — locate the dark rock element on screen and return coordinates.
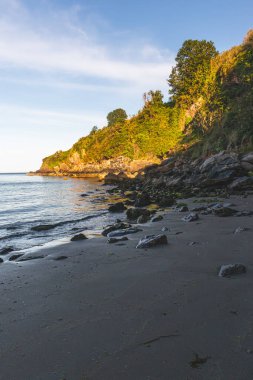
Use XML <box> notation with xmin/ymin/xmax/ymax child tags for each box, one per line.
<box><xmin>212</xmin><ymin>207</ymin><xmax>237</xmax><ymax>217</ymax></box>
<box><xmin>107</xmin><ymin>236</ymin><xmax>129</xmax><ymax>243</ymax></box>
<box><xmin>157</xmin><ymin>196</ymin><xmax>175</xmax><ymax>207</ymax></box>
<box><xmin>70</xmin><ymin>233</ymin><xmax>88</xmax><ymax>241</ymax></box>
<box><xmin>176</xmin><ymin>205</ymin><xmax>189</xmax><ymax>212</ymax></box>
<box><xmin>136</xmin><ymin>234</ymin><xmax>168</xmax><ymax>249</ymax></box>
<box><xmin>134</xmin><ymin>193</ymin><xmax>151</xmax><ymax>207</ymax></box>
<box><xmin>241</xmin><ymin>152</ymin><xmax>253</xmax><ymax>164</ymax></box>
<box><xmin>151</xmin><ymin>215</ymin><xmax>163</xmax><ymax>222</ymax></box>
<box><xmin>107</xmin><ymin>227</ymin><xmax>142</xmax><ymax>238</ymax></box>
<box><xmin>235</xmin><ymin>210</ymin><xmax>253</xmax><ymax>217</ymax></box>
<box><xmin>54</xmin><ymin>256</ymin><xmax>68</xmax><ymax>260</ymax></box>
<box><xmin>228</xmin><ymin>177</ymin><xmax>253</xmax><ymax>190</ymax></box>
<box><xmin>192</xmin><ymin>206</ymin><xmax>207</xmax><ymax>212</ymax></box>
<box><xmin>0</xmin><ymin>247</ymin><xmax>14</xmax><ymax>255</ymax></box>
<box><xmin>18</xmin><ymin>255</ymin><xmax>44</xmax><ymax>262</ymax></box>
<box><xmin>182</xmin><ymin>212</ymin><xmax>199</xmax><ymax>222</ymax></box>
<box><xmin>137</xmin><ymin>214</ymin><xmax>151</xmax><ymax>224</ymax></box>
<box><xmin>218</xmin><ymin>264</ymin><xmax>246</xmax><ymax>277</ymax></box>
<box><xmin>124</xmin><ymin>199</ymin><xmax>135</xmax><ymax>206</ymax></box>
<box><xmin>80</xmin><ymin>193</ymin><xmax>89</xmax><ymax>197</ymax></box>
<box><xmin>104</xmin><ymin>172</ymin><xmax>129</xmax><ymax>185</ymax></box>
<box><xmin>108</xmin><ymin>202</ymin><xmax>126</xmax><ymax>213</ymax></box>
<box><xmin>9</xmin><ymin>254</ymin><xmax>24</xmax><ymax>261</ymax></box>
<box><xmin>102</xmin><ymin>222</ymin><xmax>131</xmax><ymax>236</ymax></box>
<box><xmin>126</xmin><ymin>208</ymin><xmax>151</xmax><ymax>221</ymax></box>
<box><xmin>31</xmin><ymin>224</ymin><xmax>56</xmax><ymax>231</ymax></box>
<box><xmin>0</xmin><ymin>258</ymin><xmax>3</xmax><ymax>263</ymax></box>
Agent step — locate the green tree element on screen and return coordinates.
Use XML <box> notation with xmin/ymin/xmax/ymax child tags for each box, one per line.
<box><xmin>168</xmin><ymin>39</ymin><xmax>218</xmax><ymax>106</ymax></box>
<box><xmin>107</xmin><ymin>108</ymin><xmax>127</xmax><ymax>126</ymax></box>
<box><xmin>90</xmin><ymin>126</ymin><xmax>98</xmax><ymax>134</ymax></box>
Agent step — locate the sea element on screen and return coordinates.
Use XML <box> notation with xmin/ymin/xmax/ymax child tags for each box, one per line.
<box><xmin>0</xmin><ymin>173</ymin><xmax>120</xmax><ymax>257</ymax></box>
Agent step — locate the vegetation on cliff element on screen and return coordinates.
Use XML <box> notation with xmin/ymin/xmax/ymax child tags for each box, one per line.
<box><xmin>40</xmin><ymin>30</ymin><xmax>253</xmax><ymax>173</ymax></box>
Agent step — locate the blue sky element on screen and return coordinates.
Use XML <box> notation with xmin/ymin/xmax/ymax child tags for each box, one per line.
<box><xmin>0</xmin><ymin>0</ymin><xmax>252</xmax><ymax>171</ymax></box>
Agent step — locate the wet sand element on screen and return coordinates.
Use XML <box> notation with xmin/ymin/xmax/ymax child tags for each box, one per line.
<box><xmin>1</xmin><ymin>195</ymin><xmax>253</xmax><ymax>380</ymax></box>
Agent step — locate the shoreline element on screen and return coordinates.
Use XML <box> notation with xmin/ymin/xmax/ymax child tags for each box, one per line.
<box><xmin>1</xmin><ymin>194</ymin><xmax>253</xmax><ymax>379</ymax></box>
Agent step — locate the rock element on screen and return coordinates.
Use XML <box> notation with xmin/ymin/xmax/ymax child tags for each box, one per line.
<box><xmin>192</xmin><ymin>206</ymin><xmax>207</xmax><ymax>212</ymax></box>
<box><xmin>241</xmin><ymin>152</ymin><xmax>253</xmax><ymax>164</ymax></box>
<box><xmin>70</xmin><ymin>233</ymin><xmax>88</xmax><ymax>241</ymax></box>
<box><xmin>151</xmin><ymin>215</ymin><xmax>163</xmax><ymax>222</ymax></box>
<box><xmin>107</xmin><ymin>227</ymin><xmax>142</xmax><ymax>238</ymax></box>
<box><xmin>234</xmin><ymin>227</ymin><xmax>249</xmax><ymax>234</ymax></box>
<box><xmin>228</xmin><ymin>177</ymin><xmax>253</xmax><ymax>190</ymax></box>
<box><xmin>18</xmin><ymin>255</ymin><xmax>45</xmax><ymax>262</ymax></box>
<box><xmin>218</xmin><ymin>264</ymin><xmax>246</xmax><ymax>277</ymax></box>
<box><xmin>161</xmin><ymin>227</ymin><xmax>169</xmax><ymax>231</ymax></box>
<box><xmin>212</xmin><ymin>207</ymin><xmax>237</xmax><ymax>217</ymax></box>
<box><xmin>9</xmin><ymin>254</ymin><xmax>24</xmax><ymax>261</ymax></box>
<box><xmin>235</xmin><ymin>210</ymin><xmax>253</xmax><ymax>217</ymax></box>
<box><xmin>157</xmin><ymin>196</ymin><xmax>175</xmax><ymax>207</ymax></box>
<box><xmin>0</xmin><ymin>247</ymin><xmax>14</xmax><ymax>255</ymax></box>
<box><xmin>54</xmin><ymin>256</ymin><xmax>68</xmax><ymax>260</ymax></box>
<box><xmin>134</xmin><ymin>193</ymin><xmax>151</xmax><ymax>207</ymax></box>
<box><xmin>126</xmin><ymin>208</ymin><xmax>151</xmax><ymax>221</ymax></box>
<box><xmin>31</xmin><ymin>224</ymin><xmax>56</xmax><ymax>231</ymax></box>
<box><xmin>200</xmin><ymin>152</ymin><xmax>239</xmax><ymax>173</ymax></box>
<box><xmin>176</xmin><ymin>205</ymin><xmax>189</xmax><ymax>212</ymax></box>
<box><xmin>107</xmin><ymin>236</ymin><xmax>129</xmax><ymax>243</ymax></box>
<box><xmin>136</xmin><ymin>234</ymin><xmax>168</xmax><ymax>249</ymax></box>
<box><xmin>0</xmin><ymin>258</ymin><xmax>3</xmax><ymax>263</ymax></box>
<box><xmin>137</xmin><ymin>214</ymin><xmax>150</xmax><ymax>224</ymax></box>
<box><xmin>182</xmin><ymin>212</ymin><xmax>199</xmax><ymax>222</ymax></box>
<box><xmin>108</xmin><ymin>202</ymin><xmax>126</xmax><ymax>213</ymax></box>
<box><xmin>102</xmin><ymin>222</ymin><xmax>131</xmax><ymax>236</ymax></box>
<box><xmin>104</xmin><ymin>172</ymin><xmax>129</xmax><ymax>185</ymax></box>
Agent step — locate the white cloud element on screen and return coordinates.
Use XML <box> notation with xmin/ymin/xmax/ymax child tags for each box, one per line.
<box><xmin>0</xmin><ymin>1</ymin><xmax>174</xmax><ymax>90</ymax></box>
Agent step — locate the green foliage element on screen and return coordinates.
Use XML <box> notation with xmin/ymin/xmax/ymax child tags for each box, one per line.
<box><xmin>106</xmin><ymin>108</ymin><xmax>127</xmax><ymax>126</ymax></box>
<box><xmin>41</xmin><ymin>30</ymin><xmax>253</xmax><ymax>172</ymax></box>
<box><xmin>168</xmin><ymin>39</ymin><xmax>218</xmax><ymax>106</ymax></box>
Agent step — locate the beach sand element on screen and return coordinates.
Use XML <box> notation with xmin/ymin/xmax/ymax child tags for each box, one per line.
<box><xmin>1</xmin><ymin>195</ymin><xmax>253</xmax><ymax>380</ymax></box>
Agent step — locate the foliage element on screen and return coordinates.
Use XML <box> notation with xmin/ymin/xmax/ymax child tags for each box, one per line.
<box><xmin>106</xmin><ymin>108</ymin><xmax>127</xmax><ymax>126</ymax></box>
<box><xmin>168</xmin><ymin>39</ymin><xmax>218</xmax><ymax>106</ymax></box>
<box><xmin>41</xmin><ymin>30</ymin><xmax>253</xmax><ymax>172</ymax></box>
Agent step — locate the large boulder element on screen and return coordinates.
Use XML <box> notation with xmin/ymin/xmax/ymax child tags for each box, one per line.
<box><xmin>218</xmin><ymin>264</ymin><xmax>246</xmax><ymax>277</ymax></box>
<box><xmin>102</xmin><ymin>222</ymin><xmax>131</xmax><ymax>236</ymax></box>
<box><xmin>134</xmin><ymin>193</ymin><xmax>151</xmax><ymax>207</ymax></box>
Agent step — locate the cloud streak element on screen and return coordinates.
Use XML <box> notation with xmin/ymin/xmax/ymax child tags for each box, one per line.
<box><xmin>0</xmin><ymin>1</ymin><xmax>174</xmax><ymax>90</ymax></box>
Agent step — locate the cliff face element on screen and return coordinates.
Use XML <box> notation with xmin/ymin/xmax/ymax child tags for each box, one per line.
<box><xmin>39</xmin><ymin>155</ymin><xmax>160</xmax><ymax>179</ymax></box>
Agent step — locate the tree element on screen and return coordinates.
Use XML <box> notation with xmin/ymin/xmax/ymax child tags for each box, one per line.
<box><xmin>107</xmin><ymin>108</ymin><xmax>127</xmax><ymax>126</ymax></box>
<box><xmin>168</xmin><ymin>39</ymin><xmax>218</xmax><ymax>106</ymax></box>
<box><xmin>90</xmin><ymin>126</ymin><xmax>98</xmax><ymax>135</ymax></box>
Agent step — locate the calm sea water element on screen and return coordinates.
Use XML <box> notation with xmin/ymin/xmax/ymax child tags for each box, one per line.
<box><xmin>0</xmin><ymin>173</ymin><xmax>118</xmax><ymax>254</ymax></box>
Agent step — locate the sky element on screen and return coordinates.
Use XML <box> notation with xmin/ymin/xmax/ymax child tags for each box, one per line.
<box><xmin>0</xmin><ymin>0</ymin><xmax>252</xmax><ymax>172</ymax></box>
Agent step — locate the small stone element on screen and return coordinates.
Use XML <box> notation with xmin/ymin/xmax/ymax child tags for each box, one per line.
<box><xmin>54</xmin><ymin>256</ymin><xmax>68</xmax><ymax>260</ymax></box>
<box><xmin>213</xmin><ymin>207</ymin><xmax>237</xmax><ymax>217</ymax></box>
<box><xmin>176</xmin><ymin>205</ymin><xmax>189</xmax><ymax>212</ymax></box>
<box><xmin>0</xmin><ymin>258</ymin><xmax>3</xmax><ymax>263</ymax></box>
<box><xmin>234</xmin><ymin>227</ymin><xmax>249</xmax><ymax>234</ymax></box>
<box><xmin>70</xmin><ymin>233</ymin><xmax>88</xmax><ymax>241</ymax></box>
<box><xmin>107</xmin><ymin>236</ymin><xmax>129</xmax><ymax>244</ymax></box>
<box><xmin>182</xmin><ymin>212</ymin><xmax>199</xmax><ymax>222</ymax></box>
<box><xmin>161</xmin><ymin>227</ymin><xmax>169</xmax><ymax>232</ymax></box>
<box><xmin>218</xmin><ymin>264</ymin><xmax>246</xmax><ymax>277</ymax></box>
<box><xmin>126</xmin><ymin>208</ymin><xmax>151</xmax><ymax>221</ymax></box>
<box><xmin>136</xmin><ymin>234</ymin><xmax>168</xmax><ymax>249</ymax></box>
<box><xmin>0</xmin><ymin>247</ymin><xmax>14</xmax><ymax>255</ymax></box>
<box><xmin>137</xmin><ymin>214</ymin><xmax>150</xmax><ymax>224</ymax></box>
<box><xmin>151</xmin><ymin>215</ymin><xmax>163</xmax><ymax>222</ymax></box>
<box><xmin>9</xmin><ymin>254</ymin><xmax>24</xmax><ymax>261</ymax></box>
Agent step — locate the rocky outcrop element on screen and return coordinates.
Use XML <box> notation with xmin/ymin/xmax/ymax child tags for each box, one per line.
<box><xmin>141</xmin><ymin>151</ymin><xmax>253</xmax><ymax>195</ymax></box>
<box><xmin>34</xmin><ymin>156</ymin><xmax>159</xmax><ymax>180</ymax></box>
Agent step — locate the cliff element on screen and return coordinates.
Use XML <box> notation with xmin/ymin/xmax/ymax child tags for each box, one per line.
<box><xmin>36</xmin><ymin>30</ymin><xmax>253</xmax><ymax>179</ymax></box>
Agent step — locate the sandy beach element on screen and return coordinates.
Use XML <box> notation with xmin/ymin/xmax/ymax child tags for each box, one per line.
<box><xmin>1</xmin><ymin>195</ymin><xmax>253</xmax><ymax>380</ymax></box>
